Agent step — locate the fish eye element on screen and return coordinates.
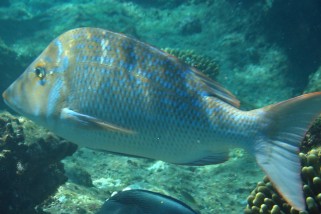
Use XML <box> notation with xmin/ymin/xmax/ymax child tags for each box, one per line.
<box><xmin>34</xmin><ymin>67</ymin><xmax>46</xmax><ymax>80</ymax></box>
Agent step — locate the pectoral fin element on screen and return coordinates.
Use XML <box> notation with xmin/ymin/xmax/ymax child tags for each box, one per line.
<box><xmin>61</xmin><ymin>108</ymin><xmax>135</xmax><ymax>134</ymax></box>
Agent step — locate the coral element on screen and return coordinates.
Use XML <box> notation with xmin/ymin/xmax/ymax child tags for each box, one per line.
<box><xmin>244</xmin><ymin>117</ymin><xmax>321</xmax><ymax>214</ymax></box>
<box><xmin>162</xmin><ymin>48</ymin><xmax>219</xmax><ymax>80</ymax></box>
<box><xmin>0</xmin><ymin>112</ymin><xmax>77</xmax><ymax>214</ymax></box>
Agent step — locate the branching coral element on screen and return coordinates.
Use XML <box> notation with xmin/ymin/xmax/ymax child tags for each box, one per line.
<box><xmin>162</xmin><ymin>48</ymin><xmax>219</xmax><ymax>80</ymax></box>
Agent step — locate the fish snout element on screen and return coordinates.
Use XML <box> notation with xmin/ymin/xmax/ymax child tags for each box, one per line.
<box><xmin>2</xmin><ymin>90</ymin><xmax>8</xmax><ymax>101</ymax></box>
<box><xmin>2</xmin><ymin>82</ymin><xmax>24</xmax><ymax>114</ymax></box>
<box><xmin>2</xmin><ymin>87</ymin><xmax>12</xmax><ymax>106</ymax></box>
<box><xmin>2</xmin><ymin>85</ymin><xmax>16</xmax><ymax>110</ymax></box>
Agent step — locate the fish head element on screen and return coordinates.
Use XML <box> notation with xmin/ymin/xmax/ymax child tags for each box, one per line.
<box><xmin>2</xmin><ymin>38</ymin><xmax>68</xmax><ymax>126</ymax></box>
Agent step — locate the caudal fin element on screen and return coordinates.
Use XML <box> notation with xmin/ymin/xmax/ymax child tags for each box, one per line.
<box><xmin>252</xmin><ymin>92</ymin><xmax>321</xmax><ymax>211</ymax></box>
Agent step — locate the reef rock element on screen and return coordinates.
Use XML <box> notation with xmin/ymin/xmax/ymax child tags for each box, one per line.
<box><xmin>0</xmin><ymin>112</ymin><xmax>77</xmax><ymax>214</ymax></box>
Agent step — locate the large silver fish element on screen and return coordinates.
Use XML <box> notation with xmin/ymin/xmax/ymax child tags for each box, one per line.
<box><xmin>3</xmin><ymin>27</ymin><xmax>321</xmax><ymax>211</ymax></box>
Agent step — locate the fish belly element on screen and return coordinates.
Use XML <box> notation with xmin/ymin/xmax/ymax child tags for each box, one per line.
<box><xmin>58</xmin><ymin>115</ymin><xmax>232</xmax><ymax>165</ymax></box>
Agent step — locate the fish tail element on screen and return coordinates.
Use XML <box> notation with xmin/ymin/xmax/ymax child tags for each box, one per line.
<box><xmin>252</xmin><ymin>92</ymin><xmax>321</xmax><ymax>211</ymax></box>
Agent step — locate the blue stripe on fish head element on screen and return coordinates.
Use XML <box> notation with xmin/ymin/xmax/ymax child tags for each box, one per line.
<box><xmin>46</xmin><ymin>78</ymin><xmax>64</xmax><ymax>118</ymax></box>
<box><xmin>55</xmin><ymin>39</ymin><xmax>63</xmax><ymax>62</ymax></box>
<box><xmin>53</xmin><ymin>39</ymin><xmax>69</xmax><ymax>73</ymax></box>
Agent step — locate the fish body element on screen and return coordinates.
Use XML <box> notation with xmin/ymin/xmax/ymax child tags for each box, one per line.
<box><xmin>96</xmin><ymin>189</ymin><xmax>197</xmax><ymax>214</ymax></box>
<box><xmin>3</xmin><ymin>28</ymin><xmax>321</xmax><ymax>211</ymax></box>
<box><xmin>3</xmin><ymin>28</ymin><xmax>247</xmax><ymax>165</ymax></box>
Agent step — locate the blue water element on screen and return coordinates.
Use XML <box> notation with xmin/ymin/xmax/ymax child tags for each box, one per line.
<box><xmin>0</xmin><ymin>0</ymin><xmax>321</xmax><ymax>213</ymax></box>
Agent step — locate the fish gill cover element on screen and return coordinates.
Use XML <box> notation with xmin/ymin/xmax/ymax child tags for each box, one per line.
<box><xmin>0</xmin><ymin>0</ymin><xmax>321</xmax><ymax>214</ymax></box>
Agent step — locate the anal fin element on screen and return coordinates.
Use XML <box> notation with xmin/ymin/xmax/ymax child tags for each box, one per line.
<box><xmin>177</xmin><ymin>151</ymin><xmax>229</xmax><ymax>166</ymax></box>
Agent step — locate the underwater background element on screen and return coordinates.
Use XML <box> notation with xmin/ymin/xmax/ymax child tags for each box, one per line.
<box><xmin>0</xmin><ymin>0</ymin><xmax>321</xmax><ymax>213</ymax></box>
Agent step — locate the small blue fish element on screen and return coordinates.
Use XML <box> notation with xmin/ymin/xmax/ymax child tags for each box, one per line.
<box><xmin>3</xmin><ymin>27</ymin><xmax>321</xmax><ymax>211</ymax></box>
<box><xmin>96</xmin><ymin>189</ymin><xmax>197</xmax><ymax>214</ymax></box>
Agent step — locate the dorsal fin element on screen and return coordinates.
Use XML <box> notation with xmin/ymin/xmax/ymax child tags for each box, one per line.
<box><xmin>191</xmin><ymin>68</ymin><xmax>240</xmax><ymax>108</ymax></box>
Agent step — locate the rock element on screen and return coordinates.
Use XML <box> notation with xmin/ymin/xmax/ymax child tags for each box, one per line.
<box><xmin>0</xmin><ymin>112</ymin><xmax>77</xmax><ymax>213</ymax></box>
<box><xmin>65</xmin><ymin>164</ymin><xmax>94</xmax><ymax>187</ymax></box>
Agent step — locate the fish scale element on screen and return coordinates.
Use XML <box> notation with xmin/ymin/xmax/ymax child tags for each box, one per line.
<box><xmin>54</xmin><ymin>29</ymin><xmax>243</xmax><ymax>159</ymax></box>
<box><xmin>3</xmin><ymin>27</ymin><xmax>321</xmax><ymax>211</ymax></box>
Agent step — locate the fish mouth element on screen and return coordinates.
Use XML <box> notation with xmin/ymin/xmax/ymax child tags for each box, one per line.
<box><xmin>2</xmin><ymin>90</ymin><xmax>8</xmax><ymax>102</ymax></box>
<box><xmin>2</xmin><ymin>90</ymin><xmax>11</xmax><ymax>108</ymax></box>
<box><xmin>2</xmin><ymin>88</ymin><xmax>22</xmax><ymax>114</ymax></box>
